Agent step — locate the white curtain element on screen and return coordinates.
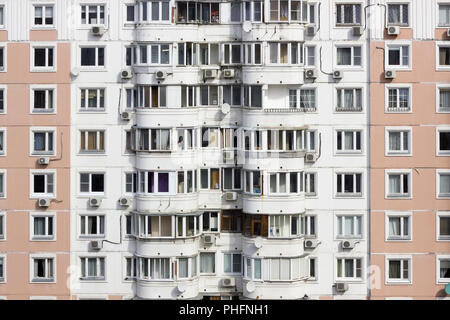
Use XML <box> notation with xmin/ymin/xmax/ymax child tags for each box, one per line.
<box><xmin>440</xmin><ymin>90</ymin><xmax>450</xmax><ymax>109</ymax></box>
<box><xmin>337</xmin><ymin>48</ymin><xmax>351</xmax><ymax>65</ymax></box>
<box><xmin>389</xmin><ymin>132</ymin><xmax>401</xmax><ymax>151</ymax></box>
<box><xmin>224</xmin><ymin>254</ymin><xmax>232</xmax><ymax>273</ymax></box>
<box><xmin>344</xmin><ymin>217</ymin><xmax>354</xmax><ymax>236</ymax></box>
<box><xmin>345</xmin><ymin>259</ymin><xmax>354</xmax><ymax>277</ymax></box>
<box><xmin>389</xmin><ymin>217</ymin><xmax>400</xmax><ymax>236</ymax></box>
<box><xmin>389</xmin><ymin>261</ymin><xmax>400</xmax><ymax>279</ymax></box>
<box><xmin>345</xmin><ymin>132</ymin><xmax>354</xmax><ymax>150</ymax></box>
<box><xmin>389</xmin><ymin>175</ymin><xmax>400</xmax><ymax>194</ymax></box>
<box><xmin>344</xmin><ymin>90</ymin><xmax>354</xmax><ymax>108</ymax></box>
<box><xmin>200</xmin><ymin>253</ymin><xmax>215</xmax><ymax>273</ymax></box>
<box><xmin>88</xmin><ymin>258</ymin><xmax>97</xmax><ymax>277</ymax></box>
<box><xmin>160</xmin><ymin>129</ymin><xmax>170</xmax><ymax>150</ymax></box>
<box><xmin>440</xmin><ymin>5</ymin><xmax>450</xmax><ymax>25</ymax></box>
<box><xmin>440</xmin><ymin>175</ymin><xmax>450</xmax><ymax>194</ymax></box>
<box><xmin>388</xmin><ymin>5</ymin><xmax>400</xmax><ymax>23</ymax></box>
<box><xmin>254</xmin><ymin>259</ymin><xmax>262</xmax><ymax>279</ymax></box>
<box><xmin>270</xmin><ymin>259</ymin><xmax>280</xmax><ymax>280</ymax></box>
<box><xmin>34</xmin><ymin>217</ymin><xmax>45</xmax><ymax>236</ymax></box>
<box><xmin>440</xmin><ymin>260</ymin><xmax>450</xmax><ymax>278</ymax></box>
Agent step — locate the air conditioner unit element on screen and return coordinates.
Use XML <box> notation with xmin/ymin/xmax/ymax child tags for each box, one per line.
<box><xmin>387</xmin><ymin>26</ymin><xmax>400</xmax><ymax>35</ymax></box>
<box><xmin>304</xmin><ymin>239</ymin><xmax>320</xmax><ymax>249</ymax></box>
<box><xmin>353</xmin><ymin>26</ymin><xmax>363</xmax><ymax>37</ymax></box>
<box><xmin>37</xmin><ymin>157</ymin><xmax>50</xmax><ymax>165</ymax></box>
<box><xmin>305</xmin><ymin>152</ymin><xmax>317</xmax><ymax>163</ymax></box>
<box><xmin>223</xmin><ymin>150</ymin><xmax>235</xmax><ymax>162</ymax></box>
<box><xmin>121</xmin><ymin>69</ymin><xmax>133</xmax><ymax>79</ymax></box>
<box><xmin>221</xmin><ymin>278</ymin><xmax>236</xmax><ymax>287</ymax></box>
<box><xmin>306</xmin><ymin>25</ymin><xmax>317</xmax><ymax>36</ymax></box>
<box><xmin>121</xmin><ymin>111</ymin><xmax>131</xmax><ymax>121</ymax></box>
<box><xmin>341</xmin><ymin>240</ymin><xmax>358</xmax><ymax>249</ymax></box>
<box><xmin>203</xmin><ymin>234</ymin><xmax>215</xmax><ymax>244</ymax></box>
<box><xmin>91</xmin><ymin>26</ymin><xmax>105</xmax><ymax>36</ymax></box>
<box><xmin>203</xmin><ymin>69</ymin><xmax>218</xmax><ymax>79</ymax></box>
<box><xmin>155</xmin><ymin>70</ymin><xmax>166</xmax><ymax>80</ymax></box>
<box><xmin>38</xmin><ymin>198</ymin><xmax>50</xmax><ymax>208</ymax></box>
<box><xmin>305</xmin><ymin>69</ymin><xmax>317</xmax><ymax>79</ymax></box>
<box><xmin>225</xmin><ymin>192</ymin><xmax>238</xmax><ymax>201</ymax></box>
<box><xmin>335</xmin><ymin>282</ymin><xmax>349</xmax><ymax>292</ymax></box>
<box><xmin>385</xmin><ymin>70</ymin><xmax>396</xmax><ymax>79</ymax></box>
<box><xmin>447</xmin><ymin>29</ymin><xmax>450</xmax><ymax>37</ymax></box>
<box><xmin>89</xmin><ymin>197</ymin><xmax>102</xmax><ymax>207</ymax></box>
<box><xmin>223</xmin><ymin>69</ymin><xmax>235</xmax><ymax>79</ymax></box>
<box><xmin>333</xmin><ymin>70</ymin><xmax>343</xmax><ymax>80</ymax></box>
<box><xmin>90</xmin><ymin>240</ymin><xmax>103</xmax><ymax>250</ymax></box>
<box><xmin>119</xmin><ymin>197</ymin><xmax>132</xmax><ymax>206</ymax></box>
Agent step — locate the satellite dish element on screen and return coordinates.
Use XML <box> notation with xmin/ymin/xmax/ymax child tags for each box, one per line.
<box><xmin>254</xmin><ymin>237</ymin><xmax>263</xmax><ymax>248</ymax></box>
<box><xmin>246</xmin><ymin>281</ymin><xmax>256</xmax><ymax>293</ymax></box>
<box><xmin>243</xmin><ymin>21</ymin><xmax>252</xmax><ymax>33</ymax></box>
<box><xmin>177</xmin><ymin>282</ymin><xmax>187</xmax><ymax>293</ymax></box>
<box><xmin>221</xmin><ymin>103</ymin><xmax>231</xmax><ymax>115</ymax></box>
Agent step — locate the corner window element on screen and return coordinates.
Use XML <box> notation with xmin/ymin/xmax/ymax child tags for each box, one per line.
<box><xmin>80</xmin><ymin>173</ymin><xmax>105</xmax><ymax>194</ymax></box>
<box><xmin>336</xmin><ymin>4</ymin><xmax>361</xmax><ymax>26</ymax></box>
<box><xmin>34</xmin><ymin>5</ymin><xmax>54</xmax><ymax>26</ymax></box>
<box><xmin>387</xmin><ymin>3</ymin><xmax>409</xmax><ymax>26</ymax></box>
<box><xmin>32</xmin><ymin>257</ymin><xmax>55</xmax><ymax>282</ymax></box>
<box><xmin>81</xmin><ymin>5</ymin><xmax>105</xmax><ymax>25</ymax></box>
<box><xmin>81</xmin><ymin>47</ymin><xmax>105</xmax><ymax>67</ymax></box>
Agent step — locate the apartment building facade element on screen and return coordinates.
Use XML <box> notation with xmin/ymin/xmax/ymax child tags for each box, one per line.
<box><xmin>368</xmin><ymin>0</ymin><xmax>450</xmax><ymax>300</ymax></box>
<box><xmin>0</xmin><ymin>0</ymin><xmax>447</xmax><ymax>300</ymax></box>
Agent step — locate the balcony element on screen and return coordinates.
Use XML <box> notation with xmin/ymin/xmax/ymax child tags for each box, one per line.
<box><xmin>335</xmin><ymin>106</ymin><xmax>363</xmax><ymax>112</ymax></box>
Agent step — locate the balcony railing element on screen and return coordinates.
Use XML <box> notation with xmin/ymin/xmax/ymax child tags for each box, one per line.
<box><xmin>335</xmin><ymin>106</ymin><xmax>363</xmax><ymax>112</ymax></box>
<box><xmin>264</xmin><ymin>107</ymin><xmax>316</xmax><ymax>113</ymax></box>
<box><xmin>386</xmin><ymin>106</ymin><xmax>411</xmax><ymax>113</ymax></box>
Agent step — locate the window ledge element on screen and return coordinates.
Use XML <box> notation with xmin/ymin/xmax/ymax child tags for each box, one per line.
<box><xmin>31</xmin><ymin>278</ymin><xmax>55</xmax><ymax>283</ymax></box>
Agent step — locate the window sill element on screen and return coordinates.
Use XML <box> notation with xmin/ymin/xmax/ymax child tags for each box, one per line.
<box><xmin>385</xmin><ymin>280</ymin><xmax>412</xmax><ymax>285</ymax></box>
<box><xmin>31</xmin><ymin>236</ymin><xmax>56</xmax><ymax>241</ymax></box>
<box><xmin>335</xmin><ymin>194</ymin><xmax>363</xmax><ymax>198</ymax></box>
<box><xmin>79</xmin><ymin>277</ymin><xmax>106</xmax><ymax>282</ymax></box>
<box><xmin>32</xmin><ymin>110</ymin><xmax>56</xmax><ymax>114</ymax></box>
<box><xmin>31</xmin><ymin>152</ymin><xmax>56</xmax><ymax>157</ymax></box>
<box><xmin>386</xmin><ymin>195</ymin><xmax>411</xmax><ymax>199</ymax></box>
<box><xmin>79</xmin><ymin>68</ymin><xmax>107</xmax><ymax>72</ymax></box>
<box><xmin>335</xmin><ymin>279</ymin><xmax>364</xmax><ymax>283</ymax></box>
<box><xmin>31</xmin><ymin>278</ymin><xmax>55</xmax><ymax>283</ymax></box>
<box><xmin>386</xmin><ymin>152</ymin><xmax>412</xmax><ymax>157</ymax></box>
<box><xmin>78</xmin><ymin>235</ymin><xmax>106</xmax><ymax>240</ymax></box>
<box><xmin>31</xmin><ymin>26</ymin><xmax>56</xmax><ymax>30</ymax></box>
<box><xmin>30</xmin><ymin>195</ymin><xmax>56</xmax><ymax>199</ymax></box>
<box><xmin>30</xmin><ymin>69</ymin><xmax>57</xmax><ymax>73</ymax></box>
<box><xmin>78</xmin><ymin>109</ymin><xmax>106</xmax><ymax>113</ymax></box>
<box><xmin>386</xmin><ymin>237</ymin><xmax>412</xmax><ymax>242</ymax></box>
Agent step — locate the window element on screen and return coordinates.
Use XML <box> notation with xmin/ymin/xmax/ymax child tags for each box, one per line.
<box><xmin>224</xmin><ymin>253</ymin><xmax>241</xmax><ymax>273</ymax></box>
<box><xmin>243</xmin><ymin>1</ymin><xmax>263</xmax><ymax>22</ymax></box>
<box><xmin>0</xmin><ymin>214</ymin><xmax>4</xmax><ymax>239</ymax></box>
<box><xmin>387</xmin><ymin>45</ymin><xmax>410</xmax><ymax>68</ymax></box>
<box><xmin>200</xmin><ymin>168</ymin><xmax>220</xmax><ymax>190</ymax></box>
<box><xmin>125</xmin><ymin>214</ymin><xmax>134</xmax><ymax>236</ymax></box>
<box><xmin>33</xmin><ymin>47</ymin><xmax>55</xmax><ymax>70</ymax></box>
<box><xmin>336</xmin><ymin>46</ymin><xmax>362</xmax><ymax>66</ymax></box>
<box><xmin>125</xmin><ymin>172</ymin><xmax>137</xmax><ymax>194</ymax></box>
<box><xmin>386</xmin><ymin>213</ymin><xmax>411</xmax><ymax>240</ymax></box>
<box><xmin>81</xmin><ymin>5</ymin><xmax>105</xmax><ymax>25</ymax></box>
<box><xmin>81</xmin><ymin>47</ymin><xmax>105</xmax><ymax>67</ymax></box>
<box><xmin>34</xmin><ymin>5</ymin><xmax>54</xmax><ymax>26</ymax></box>
<box><xmin>200</xmin><ymin>86</ymin><xmax>219</xmax><ymax>106</ymax></box>
<box><xmin>230</xmin><ymin>2</ymin><xmax>241</xmax><ymax>22</ymax></box>
<box><xmin>289</xmin><ymin>88</ymin><xmax>316</xmax><ymax>110</ymax></box>
<box><xmin>80</xmin><ymin>215</ymin><xmax>105</xmax><ymax>237</ymax></box>
<box><xmin>386</xmin><ymin>129</ymin><xmax>411</xmax><ymax>155</ymax></box>
<box><xmin>438</xmin><ymin>129</ymin><xmax>450</xmax><ymax>155</ymax></box>
<box><xmin>31</xmin><ymin>214</ymin><xmax>54</xmax><ymax>240</ymax></box>
<box><xmin>387</xmin><ymin>87</ymin><xmax>411</xmax><ymax>112</ymax></box>
<box><xmin>305</xmin><ymin>172</ymin><xmax>316</xmax><ymax>196</ymax></box>
<box><xmin>243</xmin><ymin>43</ymin><xmax>262</xmax><ymax>65</ymax></box>
<box><xmin>80</xmin><ymin>257</ymin><xmax>105</xmax><ymax>280</ymax></box>
<box><xmin>0</xmin><ymin>256</ymin><xmax>4</xmax><ymax>282</ymax></box>
<box><xmin>269</xmin><ymin>172</ymin><xmax>303</xmax><ymax>194</ymax></box>
<box><xmin>437</xmin><ymin>257</ymin><xmax>450</xmax><ymax>282</ymax></box>
<box><xmin>438</xmin><ymin>171</ymin><xmax>450</xmax><ymax>198</ymax></box>
<box><xmin>0</xmin><ymin>130</ymin><xmax>4</xmax><ymax>155</ymax></box>
<box><xmin>31</xmin><ymin>172</ymin><xmax>55</xmax><ymax>197</ymax></box>
<box><xmin>438</xmin><ymin>87</ymin><xmax>450</xmax><ymax>112</ymax></box>
<box><xmin>305</xmin><ymin>46</ymin><xmax>316</xmax><ymax>66</ymax></box>
<box><xmin>244</xmin><ymin>171</ymin><xmax>262</xmax><ymax>194</ymax></box>
<box><xmin>386</xmin><ymin>257</ymin><xmax>411</xmax><ymax>283</ymax></box>
<box><xmin>336</xmin><ymin>88</ymin><xmax>362</xmax><ymax>111</ymax></box>
<box><xmin>178</xmin><ymin>256</ymin><xmax>197</xmax><ymax>279</ymax></box>
<box><xmin>221</xmin><ymin>210</ymin><xmax>242</xmax><ymax>232</ymax></box>
<box><xmin>245</xmin><ymin>258</ymin><xmax>262</xmax><ymax>280</ymax></box>
<box><xmin>176</xmin><ymin>2</ymin><xmax>219</xmax><ymax>23</ymax></box>
<box><xmin>32</xmin><ymin>130</ymin><xmax>55</xmax><ymax>155</ymax></box>
<box><xmin>181</xmin><ymin>86</ymin><xmax>196</xmax><ymax>107</ymax></box>
<box><xmin>0</xmin><ymin>171</ymin><xmax>4</xmax><ymax>198</ymax></box>
<box><xmin>243</xmin><ymin>85</ymin><xmax>262</xmax><ymax>108</ymax></box>
<box><xmin>200</xmin><ymin>253</ymin><xmax>215</xmax><ymax>274</ymax></box>
<box><xmin>139</xmin><ymin>1</ymin><xmax>170</xmax><ymax>22</ymax></box>
<box><xmin>138</xmin><ymin>171</ymin><xmax>171</xmax><ymax>194</ymax></box>
<box><xmin>199</xmin><ymin>43</ymin><xmax>219</xmax><ymax>65</ymax></box>
<box><xmin>80</xmin><ymin>130</ymin><xmax>105</xmax><ymax>153</ymax></box>
<box><xmin>438</xmin><ymin>45</ymin><xmax>450</xmax><ymax>67</ymax></box>
<box><xmin>80</xmin><ymin>173</ymin><xmax>105</xmax><ymax>194</ymax></box>
<box><xmin>0</xmin><ymin>47</ymin><xmax>4</xmax><ymax>71</ymax></box>
<box><xmin>0</xmin><ymin>88</ymin><xmax>4</xmax><ymax>112</ymax></box>
<box><xmin>337</xmin><ymin>215</ymin><xmax>362</xmax><ymax>238</ymax></box>
<box><xmin>80</xmin><ymin>89</ymin><xmax>105</xmax><ymax>110</ymax></box>
<box><xmin>136</xmin><ymin>128</ymin><xmax>171</xmax><ymax>151</ymax></box>
<box><xmin>32</xmin><ymin>257</ymin><xmax>55</xmax><ymax>282</ymax></box>
<box><xmin>201</xmin><ymin>127</ymin><xmax>219</xmax><ymax>148</ymax></box>
<box><xmin>336</xmin><ymin>173</ymin><xmax>362</xmax><ymax>197</ymax></box>
<box><xmin>336</xmin><ymin>3</ymin><xmax>361</xmax><ymax>25</ymax></box>
<box><xmin>387</xmin><ymin>3</ymin><xmax>409</xmax><ymax>26</ymax></box>
<box><xmin>33</xmin><ymin>88</ymin><xmax>55</xmax><ymax>112</ymax></box>
<box><xmin>125</xmin><ymin>88</ymin><xmax>137</xmax><ymax>109</ymax></box>
<box><xmin>336</xmin><ymin>130</ymin><xmax>362</xmax><ymax>153</ymax></box>
<box><xmin>125</xmin><ymin>257</ymin><xmax>137</xmax><ymax>280</ymax></box>
<box><xmin>125</xmin><ymin>129</ymin><xmax>136</xmax><ymax>153</ymax></box>
<box><xmin>269</xmin><ymin>0</ymin><xmax>309</xmax><ymax>22</ymax></box>
<box><xmin>437</xmin><ymin>212</ymin><xmax>450</xmax><ymax>241</ymax></box>
<box><xmin>221</xmin><ymin>128</ymin><xmax>238</xmax><ymax>149</ymax></box>
<box><xmin>176</xmin><ymin>128</ymin><xmax>194</xmax><ymax>151</ymax></box>
<box><xmin>386</xmin><ymin>171</ymin><xmax>411</xmax><ymax>198</ymax></box>
<box><xmin>223</xmin><ymin>43</ymin><xmax>241</xmax><ymax>65</ymax></box>
<box><xmin>222</xmin><ymin>85</ymin><xmax>242</xmax><ymax>106</ymax></box>
<box><xmin>137</xmin><ymin>215</ymin><xmax>173</xmax><ymax>238</ymax></box>
<box><xmin>176</xmin><ymin>215</ymin><xmax>200</xmax><ymax>237</ymax></box>
<box><xmin>0</xmin><ymin>6</ymin><xmax>4</xmax><ymax>28</ymax></box>
<box><xmin>308</xmin><ymin>257</ymin><xmax>317</xmax><ymax>280</ymax></box>
<box><xmin>178</xmin><ymin>43</ymin><xmax>196</xmax><ymax>65</ymax></box>
<box><xmin>269</xmin><ymin>214</ymin><xmax>302</xmax><ymax>238</ymax></box>
<box><xmin>269</xmin><ymin>42</ymin><xmax>303</xmax><ymax>64</ymax></box>
<box><xmin>243</xmin><ymin>214</ymin><xmax>268</xmax><ymax>237</ymax></box>
<box><xmin>439</xmin><ymin>4</ymin><xmax>450</xmax><ymax>26</ymax></box>
<box><xmin>301</xmin><ymin>215</ymin><xmax>316</xmax><ymax>237</ymax></box>
<box><xmin>125</xmin><ymin>4</ymin><xmax>136</xmax><ymax>23</ymax></box>
<box><xmin>202</xmin><ymin>211</ymin><xmax>219</xmax><ymax>232</ymax></box>
<box><xmin>223</xmin><ymin>168</ymin><xmax>241</xmax><ymax>191</ymax></box>
<box><xmin>137</xmin><ymin>44</ymin><xmax>170</xmax><ymax>65</ymax></box>
<box><xmin>136</xmin><ymin>86</ymin><xmax>166</xmax><ymax>108</ymax></box>
<box><xmin>336</xmin><ymin>258</ymin><xmax>362</xmax><ymax>280</ymax></box>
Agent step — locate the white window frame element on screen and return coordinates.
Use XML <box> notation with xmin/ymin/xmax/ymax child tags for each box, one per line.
<box><xmin>385</xmin><ymin>127</ymin><xmax>412</xmax><ymax>156</ymax></box>
<box><xmin>30</xmin><ymin>44</ymin><xmax>57</xmax><ymax>72</ymax></box>
<box><xmin>79</xmin><ymin>171</ymin><xmax>105</xmax><ymax>195</ymax></box>
<box><xmin>437</xmin><ymin>127</ymin><xmax>450</xmax><ymax>156</ymax></box>
<box><xmin>222</xmin><ymin>167</ymin><xmax>242</xmax><ymax>191</ymax></box>
<box><xmin>0</xmin><ymin>254</ymin><xmax>5</xmax><ymax>283</ymax></box>
<box><xmin>243</xmin><ymin>170</ymin><xmax>262</xmax><ymax>195</ymax></box>
<box><xmin>124</xmin><ymin>171</ymin><xmax>138</xmax><ymax>195</ymax></box>
<box><xmin>244</xmin><ymin>257</ymin><xmax>263</xmax><ymax>281</ymax></box>
<box><xmin>386</xmin><ymin>2</ymin><xmax>410</xmax><ymax>26</ymax></box>
<box><xmin>437</xmin><ymin>169</ymin><xmax>450</xmax><ymax>199</ymax></box>
<box><xmin>0</xmin><ymin>44</ymin><xmax>6</xmax><ymax>72</ymax></box>
<box><xmin>385</xmin><ymin>42</ymin><xmax>411</xmax><ymax>70</ymax></box>
<box><xmin>0</xmin><ymin>5</ymin><xmax>5</xmax><ymax>29</ymax></box>
<box><xmin>0</xmin><ymin>170</ymin><xmax>5</xmax><ymax>199</ymax></box>
<box><xmin>243</xmin><ymin>1</ymin><xmax>263</xmax><ymax>23</ymax></box>
<box><xmin>223</xmin><ymin>252</ymin><xmax>242</xmax><ymax>274</ymax></box>
<box><xmin>137</xmin><ymin>44</ymin><xmax>171</xmax><ymax>65</ymax></box>
<box><xmin>30</xmin><ymin>212</ymin><xmax>56</xmax><ymax>241</ymax></box>
<box><xmin>436</xmin><ymin>85</ymin><xmax>450</xmax><ymax>113</ymax></box>
<box><xmin>385</xmin><ymin>211</ymin><xmax>412</xmax><ymax>241</ymax></box>
<box><xmin>335</xmin><ymin>87</ymin><xmax>363</xmax><ymax>112</ymax></box>
<box><xmin>124</xmin><ymin>3</ymin><xmax>137</xmax><ymax>24</ymax></box>
<box><xmin>436</xmin><ymin>42</ymin><xmax>450</xmax><ymax>71</ymax></box>
<box><xmin>0</xmin><ymin>85</ymin><xmax>6</xmax><ymax>113</ymax></box>
<box><xmin>335</xmin><ymin>129</ymin><xmax>363</xmax><ymax>154</ymax></box>
<box><xmin>80</xmin><ymin>4</ymin><xmax>106</xmax><ymax>26</ymax></box>
<box><xmin>335</xmin><ymin>44</ymin><xmax>363</xmax><ymax>68</ymax></box>
<box><xmin>385</xmin><ymin>84</ymin><xmax>412</xmax><ymax>113</ymax></box>
<box><xmin>79</xmin><ymin>214</ymin><xmax>105</xmax><ymax>238</ymax></box>
<box><xmin>243</xmin><ymin>42</ymin><xmax>263</xmax><ymax>65</ymax></box>
<box><xmin>79</xmin><ymin>46</ymin><xmax>106</xmax><ymax>69</ymax></box>
<box><xmin>138</xmin><ymin>256</ymin><xmax>172</xmax><ymax>281</ymax></box>
<box><xmin>438</xmin><ymin>3</ymin><xmax>450</xmax><ymax>27</ymax></box>
<box><xmin>305</xmin><ymin>45</ymin><xmax>316</xmax><ymax>67</ymax></box>
<box><xmin>30</xmin><ymin>170</ymin><xmax>56</xmax><ymax>199</ymax></box>
<box><xmin>79</xmin><ymin>130</ymin><xmax>105</xmax><ymax>153</ymax></box>
<box><xmin>32</xmin><ymin>4</ymin><xmax>55</xmax><ymax>28</ymax></box>
<box><xmin>307</xmin><ymin>256</ymin><xmax>317</xmax><ymax>281</ymax></box>
<box><xmin>436</xmin><ymin>255</ymin><xmax>450</xmax><ymax>284</ymax></box>
<box><xmin>0</xmin><ymin>128</ymin><xmax>6</xmax><ymax>156</ymax></box>
<box><xmin>385</xmin><ymin>169</ymin><xmax>412</xmax><ymax>199</ymax></box>
<box><xmin>385</xmin><ymin>255</ymin><xmax>412</xmax><ymax>284</ymax></box>
<box><xmin>335</xmin><ymin>172</ymin><xmax>363</xmax><ymax>198</ymax></box>
<box><xmin>335</xmin><ymin>257</ymin><xmax>364</xmax><ymax>282</ymax></box>
<box><xmin>123</xmin><ymin>256</ymin><xmax>138</xmax><ymax>281</ymax></box>
<box><xmin>302</xmin><ymin>215</ymin><xmax>316</xmax><ymax>237</ymax></box>
<box><xmin>79</xmin><ymin>88</ymin><xmax>105</xmax><ymax>111</ymax></box>
<box><xmin>199</xmin><ymin>252</ymin><xmax>216</xmax><ymax>275</ymax></box>
<box><xmin>80</xmin><ymin>256</ymin><xmax>106</xmax><ymax>281</ymax></box>
<box><xmin>305</xmin><ymin>172</ymin><xmax>317</xmax><ymax>197</ymax></box>
<box><xmin>268</xmin><ymin>42</ymin><xmax>304</xmax><ymax>65</ymax></box>
<box><xmin>436</xmin><ymin>211</ymin><xmax>450</xmax><ymax>241</ymax></box>
<box><xmin>30</xmin><ymin>127</ymin><xmax>56</xmax><ymax>156</ymax></box>
<box><xmin>336</xmin><ymin>214</ymin><xmax>363</xmax><ymax>239</ymax></box>
<box><xmin>138</xmin><ymin>1</ymin><xmax>171</xmax><ymax>23</ymax></box>
<box><xmin>30</xmin><ymin>254</ymin><xmax>56</xmax><ymax>283</ymax></box>
<box><xmin>0</xmin><ymin>212</ymin><xmax>5</xmax><ymax>240</ymax></box>
<box><xmin>30</xmin><ymin>85</ymin><xmax>56</xmax><ymax>114</ymax></box>
<box><xmin>335</xmin><ymin>3</ymin><xmax>362</xmax><ymax>26</ymax></box>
